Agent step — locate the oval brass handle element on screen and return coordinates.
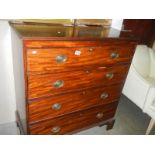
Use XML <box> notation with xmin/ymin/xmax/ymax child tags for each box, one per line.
<box><xmin>53</xmin><ymin>80</ymin><xmax>64</xmax><ymax>88</ymax></box>
<box><xmin>106</xmin><ymin>73</ymin><xmax>114</xmax><ymax>79</ymax></box>
<box><xmin>111</xmin><ymin>52</ymin><xmax>119</xmax><ymax>59</ymax></box>
<box><xmin>51</xmin><ymin>126</ymin><xmax>61</xmax><ymax>133</ymax></box>
<box><xmin>52</xmin><ymin>103</ymin><xmax>62</xmax><ymax>110</ymax></box>
<box><xmin>96</xmin><ymin>113</ymin><xmax>104</xmax><ymax>119</ymax></box>
<box><xmin>100</xmin><ymin>92</ymin><xmax>108</xmax><ymax>99</ymax></box>
<box><xmin>56</xmin><ymin>55</ymin><xmax>67</xmax><ymax>63</ymax></box>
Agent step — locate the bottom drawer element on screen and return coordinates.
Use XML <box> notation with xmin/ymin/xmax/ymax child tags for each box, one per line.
<box><xmin>29</xmin><ymin>102</ymin><xmax>118</xmax><ymax>135</ymax></box>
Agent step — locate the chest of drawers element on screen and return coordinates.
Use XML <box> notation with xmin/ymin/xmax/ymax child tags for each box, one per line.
<box><xmin>11</xmin><ymin>22</ymin><xmax>137</xmax><ymax>135</ymax></box>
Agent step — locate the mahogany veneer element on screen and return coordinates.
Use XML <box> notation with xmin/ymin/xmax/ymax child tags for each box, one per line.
<box><xmin>28</xmin><ymin>65</ymin><xmax>129</xmax><ymax>99</ymax></box>
<box><xmin>28</xmin><ymin>84</ymin><xmax>123</xmax><ymax>123</ymax></box>
<box><xmin>11</xmin><ymin>22</ymin><xmax>138</xmax><ymax>135</ymax></box>
<box><xmin>29</xmin><ymin>102</ymin><xmax>118</xmax><ymax>135</ymax></box>
<box><xmin>27</xmin><ymin>44</ymin><xmax>135</xmax><ymax>73</ymax></box>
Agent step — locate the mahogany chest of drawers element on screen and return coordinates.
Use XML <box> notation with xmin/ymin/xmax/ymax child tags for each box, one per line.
<box><xmin>11</xmin><ymin>22</ymin><xmax>137</xmax><ymax>135</ymax></box>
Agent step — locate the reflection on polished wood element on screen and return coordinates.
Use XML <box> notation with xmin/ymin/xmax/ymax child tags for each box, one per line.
<box><xmin>10</xmin><ymin>19</ymin><xmax>112</xmax><ymax>26</ymax></box>
<box><xmin>75</xmin><ymin>19</ymin><xmax>112</xmax><ymax>26</ymax></box>
<box><xmin>10</xmin><ymin>19</ymin><xmax>74</xmax><ymax>25</ymax></box>
<box><xmin>10</xmin><ymin>22</ymin><xmax>135</xmax><ymax>39</ymax></box>
<box><xmin>11</xmin><ymin>24</ymin><xmax>74</xmax><ymax>37</ymax></box>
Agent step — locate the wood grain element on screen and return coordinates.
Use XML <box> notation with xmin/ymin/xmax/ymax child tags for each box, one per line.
<box><xmin>27</xmin><ymin>45</ymin><xmax>135</xmax><ymax>73</ymax></box>
<box><xmin>29</xmin><ymin>102</ymin><xmax>118</xmax><ymax>135</ymax></box>
<box><xmin>28</xmin><ymin>84</ymin><xmax>123</xmax><ymax>123</ymax></box>
<box><xmin>24</xmin><ymin>40</ymin><xmax>137</xmax><ymax>48</ymax></box>
<box><xmin>10</xmin><ymin>22</ymin><xmax>138</xmax><ymax>135</ymax></box>
<box><xmin>27</xmin><ymin>65</ymin><xmax>129</xmax><ymax>99</ymax></box>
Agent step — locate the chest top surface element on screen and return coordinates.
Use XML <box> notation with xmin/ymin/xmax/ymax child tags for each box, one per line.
<box><xmin>10</xmin><ymin>22</ymin><xmax>137</xmax><ymax>41</ymax></box>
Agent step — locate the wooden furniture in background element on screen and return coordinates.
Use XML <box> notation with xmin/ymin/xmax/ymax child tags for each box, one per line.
<box><xmin>10</xmin><ymin>21</ymin><xmax>138</xmax><ymax>135</ymax></box>
<box><xmin>122</xmin><ymin>19</ymin><xmax>155</xmax><ymax>47</ymax></box>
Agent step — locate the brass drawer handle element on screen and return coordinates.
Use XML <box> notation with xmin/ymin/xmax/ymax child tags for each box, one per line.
<box><xmin>56</xmin><ymin>55</ymin><xmax>67</xmax><ymax>63</ymax></box>
<box><xmin>111</xmin><ymin>52</ymin><xmax>119</xmax><ymax>59</ymax></box>
<box><xmin>51</xmin><ymin>126</ymin><xmax>61</xmax><ymax>133</ymax></box>
<box><xmin>106</xmin><ymin>73</ymin><xmax>114</xmax><ymax>79</ymax></box>
<box><xmin>52</xmin><ymin>103</ymin><xmax>62</xmax><ymax>110</ymax></box>
<box><xmin>53</xmin><ymin>80</ymin><xmax>64</xmax><ymax>88</ymax></box>
<box><xmin>96</xmin><ymin>113</ymin><xmax>104</xmax><ymax>119</ymax></box>
<box><xmin>100</xmin><ymin>92</ymin><xmax>108</xmax><ymax>99</ymax></box>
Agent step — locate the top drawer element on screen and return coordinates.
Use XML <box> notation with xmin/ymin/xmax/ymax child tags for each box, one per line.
<box><xmin>27</xmin><ymin>44</ymin><xmax>135</xmax><ymax>73</ymax></box>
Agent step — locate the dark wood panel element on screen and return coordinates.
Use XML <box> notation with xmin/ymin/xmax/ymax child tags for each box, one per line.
<box><xmin>27</xmin><ymin>65</ymin><xmax>129</xmax><ymax>99</ymax></box>
<box><xmin>27</xmin><ymin>45</ymin><xmax>135</xmax><ymax>73</ymax></box>
<box><xmin>28</xmin><ymin>84</ymin><xmax>122</xmax><ymax>123</ymax></box>
<box><xmin>121</xmin><ymin>19</ymin><xmax>155</xmax><ymax>47</ymax></box>
<box><xmin>29</xmin><ymin>102</ymin><xmax>118</xmax><ymax>135</ymax></box>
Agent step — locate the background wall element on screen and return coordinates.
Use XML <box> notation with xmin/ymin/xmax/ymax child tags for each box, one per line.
<box><xmin>0</xmin><ymin>19</ymin><xmax>123</xmax><ymax>125</ymax></box>
<box><xmin>0</xmin><ymin>21</ymin><xmax>16</xmax><ymax>124</ymax></box>
<box><xmin>111</xmin><ymin>19</ymin><xmax>123</xmax><ymax>30</ymax></box>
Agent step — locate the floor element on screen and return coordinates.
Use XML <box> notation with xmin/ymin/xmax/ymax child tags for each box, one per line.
<box><xmin>0</xmin><ymin>95</ymin><xmax>155</xmax><ymax>135</ymax></box>
<box><xmin>77</xmin><ymin>95</ymin><xmax>155</xmax><ymax>135</ymax></box>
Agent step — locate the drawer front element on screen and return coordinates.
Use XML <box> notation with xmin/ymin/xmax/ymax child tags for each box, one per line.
<box><xmin>27</xmin><ymin>45</ymin><xmax>135</xmax><ymax>73</ymax></box>
<box><xmin>28</xmin><ymin>84</ymin><xmax>122</xmax><ymax>123</ymax></box>
<box><xmin>29</xmin><ymin>102</ymin><xmax>118</xmax><ymax>135</ymax></box>
<box><xmin>28</xmin><ymin>65</ymin><xmax>129</xmax><ymax>99</ymax></box>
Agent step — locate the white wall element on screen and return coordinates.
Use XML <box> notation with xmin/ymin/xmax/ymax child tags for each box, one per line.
<box><xmin>0</xmin><ymin>21</ymin><xmax>16</xmax><ymax>124</ymax></box>
<box><xmin>0</xmin><ymin>19</ymin><xmax>123</xmax><ymax>125</ymax></box>
<box><xmin>11</xmin><ymin>26</ymin><xmax>26</xmax><ymax>125</ymax></box>
<box><xmin>111</xmin><ymin>19</ymin><xmax>123</xmax><ymax>30</ymax></box>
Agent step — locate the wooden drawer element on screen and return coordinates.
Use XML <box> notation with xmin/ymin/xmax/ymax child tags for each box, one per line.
<box><xmin>29</xmin><ymin>102</ymin><xmax>118</xmax><ymax>135</ymax></box>
<box><xmin>28</xmin><ymin>65</ymin><xmax>129</xmax><ymax>99</ymax></box>
<box><xmin>28</xmin><ymin>84</ymin><xmax>122</xmax><ymax>123</ymax></box>
<box><xmin>27</xmin><ymin>44</ymin><xmax>135</xmax><ymax>73</ymax></box>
